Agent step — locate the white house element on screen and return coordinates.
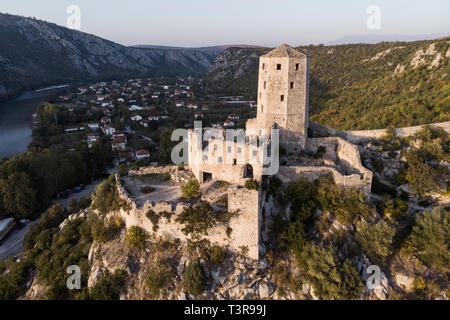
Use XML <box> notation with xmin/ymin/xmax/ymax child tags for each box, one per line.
<box><xmin>88</xmin><ymin>123</ymin><xmax>99</xmax><ymax>130</ymax></box>
<box><xmin>131</xmin><ymin>114</ymin><xmax>143</xmax><ymax>121</ymax></box>
<box><xmin>101</xmin><ymin>125</ymin><xmax>115</xmax><ymax>136</ymax></box>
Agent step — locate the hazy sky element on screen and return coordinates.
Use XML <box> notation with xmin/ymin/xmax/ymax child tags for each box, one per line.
<box><xmin>2</xmin><ymin>0</ymin><xmax>449</xmax><ymax>47</ymax></box>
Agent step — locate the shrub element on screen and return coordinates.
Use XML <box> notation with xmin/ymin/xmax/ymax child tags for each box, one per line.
<box><xmin>91</xmin><ymin>175</ymin><xmax>127</xmax><ymax>214</ymax></box>
<box><xmin>413</xmin><ymin>276</ymin><xmax>427</xmax><ymax>292</ymax></box>
<box><xmin>89</xmin><ymin>269</ymin><xmax>127</xmax><ymax>300</ymax></box>
<box><xmin>146</xmin><ymin>210</ymin><xmax>160</xmax><ymax>227</ymax></box>
<box><xmin>181</xmin><ymin>179</ymin><xmax>200</xmax><ymax>199</ymax></box>
<box><xmin>210</xmin><ymin>246</ymin><xmax>226</xmax><ymax>263</ymax></box>
<box><xmin>244</xmin><ymin>179</ymin><xmax>260</xmax><ymax>190</ymax></box>
<box><xmin>282</xmin><ymin>219</ymin><xmax>308</xmax><ymax>257</ymax></box>
<box><xmin>118</xmin><ymin>163</ymin><xmax>130</xmax><ymax>176</ymax></box>
<box><xmin>297</xmin><ymin>244</ymin><xmax>363</xmax><ymax>300</ymax></box>
<box><xmin>408</xmin><ymin>208</ymin><xmax>449</xmax><ymax>273</ymax></box>
<box><xmin>125</xmin><ymin>226</ymin><xmax>148</xmax><ymax>250</ymax></box>
<box><xmin>355</xmin><ymin>219</ymin><xmax>395</xmax><ymax>264</ymax></box>
<box><xmin>145</xmin><ymin>260</ymin><xmax>176</xmax><ymax>299</ymax></box>
<box><xmin>314</xmin><ymin>146</ymin><xmax>326</xmax><ymax>159</ymax></box>
<box><xmin>286</xmin><ymin>178</ymin><xmax>317</xmax><ymax>222</ymax></box>
<box><xmin>0</xmin><ymin>258</ymin><xmax>31</xmax><ymax>300</ymax></box>
<box><xmin>183</xmin><ymin>260</ymin><xmax>206</xmax><ymax>296</ymax></box>
<box><xmin>176</xmin><ymin>202</ymin><xmax>216</xmax><ymax>237</ymax></box>
<box><xmin>316</xmin><ymin>175</ymin><xmax>371</xmax><ymax>225</ymax></box>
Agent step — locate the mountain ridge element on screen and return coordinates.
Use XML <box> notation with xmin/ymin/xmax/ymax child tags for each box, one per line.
<box><xmin>0</xmin><ymin>12</ymin><xmax>217</xmax><ymax>101</ymax></box>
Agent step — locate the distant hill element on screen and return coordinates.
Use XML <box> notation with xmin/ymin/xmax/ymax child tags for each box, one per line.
<box><xmin>205</xmin><ymin>38</ymin><xmax>450</xmax><ymax>130</ymax></box>
<box><xmin>0</xmin><ymin>13</ymin><xmax>219</xmax><ymax>101</ymax></box>
<box><xmin>327</xmin><ymin>33</ymin><xmax>450</xmax><ymax>45</ymax></box>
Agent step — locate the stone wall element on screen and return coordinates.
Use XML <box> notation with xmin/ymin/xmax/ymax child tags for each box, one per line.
<box><xmin>115</xmin><ymin>176</ymin><xmax>261</xmax><ymax>260</ymax></box>
<box><xmin>309</xmin><ymin>121</ymin><xmax>450</xmax><ymax>144</ymax></box>
<box><xmin>305</xmin><ymin>137</ymin><xmax>373</xmax><ymax>194</ymax></box>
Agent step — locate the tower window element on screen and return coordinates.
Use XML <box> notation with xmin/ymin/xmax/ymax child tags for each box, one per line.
<box><xmin>281</xmin><ymin>95</ymin><xmax>284</xmax><ymax>102</ymax></box>
<box><xmin>290</xmin><ymin>82</ymin><xmax>294</xmax><ymax>89</ymax></box>
<box><xmin>295</xmin><ymin>63</ymin><xmax>299</xmax><ymax>71</ymax></box>
<box><xmin>277</xmin><ymin>64</ymin><xmax>281</xmax><ymax>70</ymax></box>
<box><xmin>263</xmin><ymin>81</ymin><xmax>266</xmax><ymax>89</ymax></box>
<box><xmin>261</xmin><ymin>105</ymin><xmax>264</xmax><ymax>112</ymax></box>
<box><xmin>262</xmin><ymin>63</ymin><xmax>265</xmax><ymax>70</ymax></box>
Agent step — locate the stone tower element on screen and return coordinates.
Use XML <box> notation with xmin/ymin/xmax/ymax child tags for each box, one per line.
<box><xmin>256</xmin><ymin>44</ymin><xmax>310</xmax><ymax>149</ymax></box>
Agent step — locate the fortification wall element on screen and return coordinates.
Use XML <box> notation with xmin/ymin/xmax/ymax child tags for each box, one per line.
<box><xmin>115</xmin><ymin>176</ymin><xmax>261</xmax><ymax>260</ymax></box>
<box><xmin>309</xmin><ymin>121</ymin><xmax>450</xmax><ymax>144</ymax></box>
<box><xmin>277</xmin><ymin>165</ymin><xmax>371</xmax><ymax>195</ymax></box>
<box><xmin>128</xmin><ymin>165</ymin><xmax>178</xmax><ymax>176</ymax></box>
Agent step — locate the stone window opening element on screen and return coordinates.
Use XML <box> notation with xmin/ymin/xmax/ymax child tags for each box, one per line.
<box><xmin>227</xmin><ymin>146</ymin><xmax>232</xmax><ymax>153</ymax></box>
<box><xmin>277</xmin><ymin>64</ymin><xmax>281</xmax><ymax>70</ymax></box>
<box><xmin>290</xmin><ymin>82</ymin><xmax>294</xmax><ymax>89</ymax></box>
<box><xmin>237</xmin><ymin>147</ymin><xmax>242</xmax><ymax>153</ymax></box>
<box><xmin>262</xmin><ymin>63</ymin><xmax>265</xmax><ymax>70</ymax></box>
<box><xmin>261</xmin><ymin>105</ymin><xmax>263</xmax><ymax>112</ymax></box>
<box><xmin>295</xmin><ymin>63</ymin><xmax>299</xmax><ymax>70</ymax></box>
<box><xmin>217</xmin><ymin>156</ymin><xmax>223</xmax><ymax>164</ymax></box>
<box><xmin>243</xmin><ymin>164</ymin><xmax>254</xmax><ymax>178</ymax></box>
<box><xmin>281</xmin><ymin>95</ymin><xmax>284</xmax><ymax>102</ymax></box>
<box><xmin>263</xmin><ymin>81</ymin><xmax>266</xmax><ymax>89</ymax></box>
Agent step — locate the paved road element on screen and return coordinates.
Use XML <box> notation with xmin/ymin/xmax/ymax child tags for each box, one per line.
<box><xmin>0</xmin><ymin>179</ymin><xmax>103</xmax><ymax>261</ymax></box>
<box><xmin>0</xmin><ymin>218</ymin><xmax>39</xmax><ymax>260</ymax></box>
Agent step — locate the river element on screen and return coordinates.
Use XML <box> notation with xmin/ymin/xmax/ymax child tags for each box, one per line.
<box><xmin>0</xmin><ymin>86</ymin><xmax>68</xmax><ymax>158</ymax></box>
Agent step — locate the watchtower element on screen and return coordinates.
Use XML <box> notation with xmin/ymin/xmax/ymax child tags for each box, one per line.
<box><xmin>256</xmin><ymin>44</ymin><xmax>310</xmax><ymax>149</ymax></box>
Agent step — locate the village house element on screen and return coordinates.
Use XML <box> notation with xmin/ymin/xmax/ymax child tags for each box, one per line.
<box><xmin>176</xmin><ymin>101</ymin><xmax>184</xmax><ymax>107</ymax></box>
<box><xmin>131</xmin><ymin>114</ymin><xmax>143</xmax><ymax>121</ymax></box>
<box><xmin>187</xmin><ymin>103</ymin><xmax>198</xmax><ymax>109</ymax></box>
<box><xmin>101</xmin><ymin>125</ymin><xmax>116</xmax><ymax>136</ymax></box>
<box><xmin>135</xmin><ymin>149</ymin><xmax>150</xmax><ymax>160</ymax></box>
<box><xmin>111</xmin><ymin>136</ymin><xmax>127</xmax><ymax>151</ymax></box>
<box><xmin>223</xmin><ymin>120</ymin><xmax>235</xmax><ymax>127</ymax></box>
<box><xmin>118</xmin><ymin>152</ymin><xmax>133</xmax><ymax>162</ymax></box>
<box><xmin>228</xmin><ymin>114</ymin><xmax>240</xmax><ymax>121</ymax></box>
<box><xmin>88</xmin><ymin>123</ymin><xmax>99</xmax><ymax>131</ymax></box>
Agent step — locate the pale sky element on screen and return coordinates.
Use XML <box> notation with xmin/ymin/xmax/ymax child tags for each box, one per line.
<box><xmin>1</xmin><ymin>0</ymin><xmax>449</xmax><ymax>47</ymax></box>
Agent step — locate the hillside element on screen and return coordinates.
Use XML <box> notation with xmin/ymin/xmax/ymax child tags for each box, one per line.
<box><xmin>0</xmin><ymin>13</ymin><xmax>217</xmax><ymax>101</ymax></box>
<box><xmin>205</xmin><ymin>38</ymin><xmax>450</xmax><ymax>130</ymax></box>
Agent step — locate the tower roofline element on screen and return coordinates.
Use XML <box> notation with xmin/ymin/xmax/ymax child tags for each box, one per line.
<box><xmin>261</xmin><ymin>44</ymin><xmax>307</xmax><ymax>59</ymax></box>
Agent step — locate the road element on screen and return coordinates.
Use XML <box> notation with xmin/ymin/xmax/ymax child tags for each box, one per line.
<box><xmin>0</xmin><ymin>218</ymin><xmax>39</xmax><ymax>260</ymax></box>
<box><xmin>0</xmin><ymin>179</ymin><xmax>103</xmax><ymax>261</ymax></box>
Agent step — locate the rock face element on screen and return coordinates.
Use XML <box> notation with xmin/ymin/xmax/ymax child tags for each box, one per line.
<box><xmin>0</xmin><ymin>12</ymin><xmax>217</xmax><ymax>99</ymax></box>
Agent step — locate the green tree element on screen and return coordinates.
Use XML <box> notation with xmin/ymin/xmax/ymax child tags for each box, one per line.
<box><xmin>125</xmin><ymin>226</ymin><xmax>148</xmax><ymax>250</ymax></box>
<box><xmin>355</xmin><ymin>219</ymin><xmax>395</xmax><ymax>264</ymax></box>
<box><xmin>181</xmin><ymin>179</ymin><xmax>200</xmax><ymax>199</ymax></box>
<box><xmin>297</xmin><ymin>244</ymin><xmax>363</xmax><ymax>300</ymax></box>
<box><xmin>408</xmin><ymin>208</ymin><xmax>449</xmax><ymax>273</ymax></box>
<box><xmin>182</xmin><ymin>260</ymin><xmax>206</xmax><ymax>296</ymax></box>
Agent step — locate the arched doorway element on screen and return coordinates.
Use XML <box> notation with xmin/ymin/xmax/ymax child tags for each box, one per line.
<box><xmin>242</xmin><ymin>164</ymin><xmax>254</xmax><ymax>179</ymax></box>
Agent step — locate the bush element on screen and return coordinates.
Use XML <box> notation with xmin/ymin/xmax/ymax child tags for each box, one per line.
<box><xmin>244</xmin><ymin>179</ymin><xmax>260</xmax><ymax>190</ymax></box>
<box><xmin>355</xmin><ymin>219</ymin><xmax>395</xmax><ymax>264</ymax></box>
<box><xmin>282</xmin><ymin>219</ymin><xmax>308</xmax><ymax>257</ymax></box>
<box><xmin>89</xmin><ymin>269</ymin><xmax>127</xmax><ymax>300</ymax></box>
<box><xmin>182</xmin><ymin>260</ymin><xmax>206</xmax><ymax>296</ymax></box>
<box><xmin>0</xmin><ymin>258</ymin><xmax>31</xmax><ymax>300</ymax></box>
<box><xmin>408</xmin><ymin>208</ymin><xmax>449</xmax><ymax>273</ymax></box>
<box><xmin>181</xmin><ymin>179</ymin><xmax>200</xmax><ymax>199</ymax></box>
<box><xmin>316</xmin><ymin>175</ymin><xmax>371</xmax><ymax>225</ymax></box>
<box><xmin>297</xmin><ymin>244</ymin><xmax>363</xmax><ymax>300</ymax></box>
<box><xmin>286</xmin><ymin>178</ymin><xmax>317</xmax><ymax>222</ymax></box>
<box><xmin>145</xmin><ymin>260</ymin><xmax>176</xmax><ymax>299</ymax></box>
<box><xmin>91</xmin><ymin>175</ymin><xmax>127</xmax><ymax>214</ymax></box>
<box><xmin>125</xmin><ymin>226</ymin><xmax>148</xmax><ymax>250</ymax></box>
<box><xmin>146</xmin><ymin>210</ymin><xmax>160</xmax><ymax>227</ymax></box>
<box><xmin>176</xmin><ymin>202</ymin><xmax>217</xmax><ymax>237</ymax></box>
<box><xmin>210</xmin><ymin>245</ymin><xmax>226</xmax><ymax>263</ymax></box>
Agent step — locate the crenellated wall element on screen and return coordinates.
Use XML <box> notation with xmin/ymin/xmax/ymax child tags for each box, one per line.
<box><xmin>115</xmin><ymin>175</ymin><xmax>262</xmax><ymax>260</ymax></box>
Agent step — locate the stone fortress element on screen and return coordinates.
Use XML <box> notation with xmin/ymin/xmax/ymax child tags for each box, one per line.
<box><xmin>114</xmin><ymin>45</ymin><xmax>375</xmax><ymax>261</ymax></box>
<box><xmin>183</xmin><ymin>44</ymin><xmax>373</xmax><ymax>259</ymax></box>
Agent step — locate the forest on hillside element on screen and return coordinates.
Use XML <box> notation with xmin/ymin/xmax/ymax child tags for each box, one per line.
<box><xmin>205</xmin><ymin>38</ymin><xmax>450</xmax><ymax>130</ymax></box>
